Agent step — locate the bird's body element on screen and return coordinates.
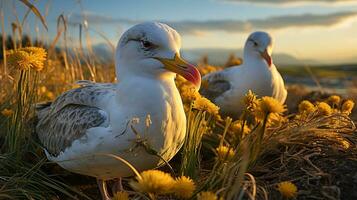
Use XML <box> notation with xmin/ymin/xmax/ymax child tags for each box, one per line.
<box><xmin>37</xmin><ymin>77</ymin><xmax>185</xmax><ymax>179</ymax></box>
<box><xmin>201</xmin><ymin>31</ymin><xmax>287</xmax><ymax>117</ymax></box>
<box><xmin>36</xmin><ymin>22</ymin><xmax>201</xmax><ymax>199</ymax></box>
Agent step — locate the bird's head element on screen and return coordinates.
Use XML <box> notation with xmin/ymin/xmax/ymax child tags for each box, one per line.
<box><xmin>244</xmin><ymin>31</ymin><xmax>274</xmax><ymax>67</ymax></box>
<box><xmin>115</xmin><ymin>22</ymin><xmax>201</xmax><ymax>89</ymax></box>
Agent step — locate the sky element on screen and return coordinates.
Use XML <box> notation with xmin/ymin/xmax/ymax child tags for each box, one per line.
<box><xmin>2</xmin><ymin>0</ymin><xmax>357</xmax><ymax>64</ymax></box>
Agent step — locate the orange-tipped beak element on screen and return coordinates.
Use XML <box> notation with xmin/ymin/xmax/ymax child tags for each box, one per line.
<box><xmin>155</xmin><ymin>54</ymin><xmax>201</xmax><ymax>89</ymax></box>
<box><xmin>261</xmin><ymin>49</ymin><xmax>272</xmax><ymax>67</ymax></box>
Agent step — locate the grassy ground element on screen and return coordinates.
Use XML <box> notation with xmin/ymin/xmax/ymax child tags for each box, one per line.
<box><xmin>1</xmin><ymin>2</ymin><xmax>356</xmax><ymax>200</ymax></box>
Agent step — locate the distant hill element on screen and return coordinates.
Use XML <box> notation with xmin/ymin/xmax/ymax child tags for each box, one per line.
<box><xmin>91</xmin><ymin>44</ymin><xmax>322</xmax><ymax>67</ymax></box>
<box><xmin>181</xmin><ymin>48</ymin><xmax>320</xmax><ymax>67</ymax></box>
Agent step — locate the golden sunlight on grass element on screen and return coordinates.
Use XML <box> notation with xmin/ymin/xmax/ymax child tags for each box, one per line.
<box><xmin>1</xmin><ymin>2</ymin><xmax>357</xmax><ymax>200</ymax></box>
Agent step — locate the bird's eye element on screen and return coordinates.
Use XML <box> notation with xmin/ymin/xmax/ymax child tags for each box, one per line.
<box><xmin>253</xmin><ymin>41</ymin><xmax>258</xmax><ymax>46</ymax></box>
<box><xmin>141</xmin><ymin>40</ymin><xmax>154</xmax><ymax>49</ymax></box>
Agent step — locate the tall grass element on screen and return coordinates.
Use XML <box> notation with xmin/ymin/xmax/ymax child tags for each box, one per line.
<box><xmin>179</xmin><ymin>106</ymin><xmax>214</xmax><ymax>179</ymax></box>
<box><xmin>0</xmin><ymin>1</ymin><xmax>356</xmax><ymax>200</ymax></box>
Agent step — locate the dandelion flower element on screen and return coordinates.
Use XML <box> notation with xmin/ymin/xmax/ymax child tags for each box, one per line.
<box><xmin>277</xmin><ymin>181</ymin><xmax>297</xmax><ymax>199</ymax></box>
<box><xmin>317</xmin><ymin>102</ymin><xmax>332</xmax><ymax>116</ymax></box>
<box><xmin>242</xmin><ymin>90</ymin><xmax>258</xmax><ymax>112</ymax></box>
<box><xmin>216</xmin><ymin>145</ymin><xmax>235</xmax><ymax>161</ymax></box>
<box><xmin>173</xmin><ymin>176</ymin><xmax>196</xmax><ymax>199</ymax></box>
<box><xmin>259</xmin><ymin>97</ymin><xmax>286</xmax><ymax>114</ymax></box>
<box><xmin>298</xmin><ymin>100</ymin><xmax>315</xmax><ymax>113</ymax></box>
<box><xmin>6</xmin><ymin>47</ymin><xmax>47</xmax><ymax>71</ymax></box>
<box><xmin>342</xmin><ymin>100</ymin><xmax>354</xmax><ymax>115</ymax></box>
<box><xmin>197</xmin><ymin>191</ymin><xmax>218</xmax><ymax>200</ymax></box>
<box><xmin>193</xmin><ymin>96</ymin><xmax>220</xmax><ymax>116</ymax></box>
<box><xmin>129</xmin><ymin>169</ymin><xmax>175</xmax><ymax>194</ymax></box>
<box><xmin>254</xmin><ymin>96</ymin><xmax>285</xmax><ymax>120</ymax></box>
<box><xmin>6</xmin><ymin>50</ymin><xmax>33</xmax><ymax>70</ymax></box>
<box><xmin>327</xmin><ymin>95</ymin><xmax>341</xmax><ymax>106</ymax></box>
<box><xmin>113</xmin><ymin>191</ymin><xmax>129</xmax><ymax>200</ymax></box>
<box><xmin>1</xmin><ymin>108</ymin><xmax>13</xmax><ymax>117</ymax></box>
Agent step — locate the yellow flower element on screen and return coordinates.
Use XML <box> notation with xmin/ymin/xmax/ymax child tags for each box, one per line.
<box><xmin>341</xmin><ymin>100</ymin><xmax>354</xmax><ymax>115</ymax></box>
<box><xmin>230</xmin><ymin>120</ymin><xmax>251</xmax><ymax>139</ymax></box>
<box><xmin>254</xmin><ymin>96</ymin><xmax>285</xmax><ymax>120</ymax></box>
<box><xmin>173</xmin><ymin>176</ymin><xmax>196</xmax><ymax>199</ymax></box>
<box><xmin>46</xmin><ymin>91</ymin><xmax>55</xmax><ymax>99</ymax></box>
<box><xmin>258</xmin><ymin>97</ymin><xmax>286</xmax><ymax>114</ymax></box>
<box><xmin>298</xmin><ymin>100</ymin><xmax>315</xmax><ymax>113</ymax></box>
<box><xmin>129</xmin><ymin>170</ymin><xmax>175</xmax><ymax>194</ymax></box>
<box><xmin>267</xmin><ymin>113</ymin><xmax>287</xmax><ymax>128</ymax></box>
<box><xmin>1</xmin><ymin>108</ymin><xmax>14</xmax><ymax>117</ymax></box>
<box><xmin>39</xmin><ymin>86</ymin><xmax>47</xmax><ymax>94</ymax></box>
<box><xmin>180</xmin><ymin>84</ymin><xmax>200</xmax><ymax>104</ymax></box>
<box><xmin>327</xmin><ymin>95</ymin><xmax>341</xmax><ymax>106</ymax></box>
<box><xmin>216</xmin><ymin>145</ymin><xmax>235</xmax><ymax>161</ymax></box>
<box><xmin>317</xmin><ymin>102</ymin><xmax>332</xmax><ymax>116</ymax></box>
<box><xmin>6</xmin><ymin>50</ymin><xmax>33</xmax><ymax>70</ymax></box>
<box><xmin>242</xmin><ymin>90</ymin><xmax>258</xmax><ymax>112</ymax></box>
<box><xmin>112</xmin><ymin>191</ymin><xmax>129</xmax><ymax>200</ymax></box>
<box><xmin>277</xmin><ymin>181</ymin><xmax>297</xmax><ymax>199</ymax></box>
<box><xmin>193</xmin><ymin>96</ymin><xmax>220</xmax><ymax>116</ymax></box>
<box><xmin>6</xmin><ymin>47</ymin><xmax>47</xmax><ymax>71</ymax></box>
<box><xmin>197</xmin><ymin>191</ymin><xmax>218</xmax><ymax>200</ymax></box>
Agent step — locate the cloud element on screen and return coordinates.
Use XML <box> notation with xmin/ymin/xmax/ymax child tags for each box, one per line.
<box><xmin>223</xmin><ymin>0</ymin><xmax>357</xmax><ymax>6</ymax></box>
<box><xmin>68</xmin><ymin>11</ymin><xmax>357</xmax><ymax>35</ymax></box>
<box><xmin>168</xmin><ymin>11</ymin><xmax>357</xmax><ymax>34</ymax></box>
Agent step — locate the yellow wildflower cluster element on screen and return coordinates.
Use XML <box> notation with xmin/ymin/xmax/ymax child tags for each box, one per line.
<box><xmin>176</xmin><ymin>75</ymin><xmax>222</xmax><ymax>120</ymax></box>
<box><xmin>216</xmin><ymin>145</ymin><xmax>235</xmax><ymax>161</ymax></box>
<box><xmin>130</xmin><ymin>170</ymin><xmax>196</xmax><ymax>198</ymax></box>
<box><xmin>193</xmin><ymin>96</ymin><xmax>220</xmax><ymax>116</ymax></box>
<box><xmin>1</xmin><ymin>108</ymin><xmax>14</xmax><ymax>117</ymax></box>
<box><xmin>197</xmin><ymin>191</ymin><xmax>218</xmax><ymax>200</ymax></box>
<box><xmin>6</xmin><ymin>47</ymin><xmax>47</xmax><ymax>71</ymax></box>
<box><xmin>198</xmin><ymin>65</ymin><xmax>222</xmax><ymax>76</ymax></box>
<box><xmin>277</xmin><ymin>181</ymin><xmax>298</xmax><ymax>199</ymax></box>
<box><xmin>297</xmin><ymin>97</ymin><xmax>355</xmax><ymax>119</ymax></box>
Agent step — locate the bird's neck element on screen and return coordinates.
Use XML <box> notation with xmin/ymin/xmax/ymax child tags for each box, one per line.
<box><xmin>243</xmin><ymin>52</ymin><xmax>272</xmax><ymax>69</ymax></box>
<box><xmin>115</xmin><ymin>73</ymin><xmax>179</xmax><ymax>103</ymax></box>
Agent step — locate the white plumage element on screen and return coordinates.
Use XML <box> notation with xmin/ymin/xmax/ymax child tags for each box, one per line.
<box><xmin>201</xmin><ymin>31</ymin><xmax>287</xmax><ymax>117</ymax></box>
<box><xmin>36</xmin><ymin>22</ymin><xmax>201</xmax><ymax>199</ymax></box>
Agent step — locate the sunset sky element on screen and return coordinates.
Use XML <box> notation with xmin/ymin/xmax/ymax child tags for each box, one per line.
<box><xmin>2</xmin><ymin>0</ymin><xmax>357</xmax><ymax>64</ymax></box>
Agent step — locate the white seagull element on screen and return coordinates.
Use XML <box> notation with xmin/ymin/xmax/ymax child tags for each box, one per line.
<box><xmin>200</xmin><ymin>31</ymin><xmax>287</xmax><ymax>117</ymax></box>
<box><xmin>36</xmin><ymin>22</ymin><xmax>201</xmax><ymax>200</ymax></box>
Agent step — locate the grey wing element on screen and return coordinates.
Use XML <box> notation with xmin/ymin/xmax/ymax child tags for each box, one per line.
<box><xmin>37</xmin><ymin>104</ymin><xmax>108</xmax><ymax>156</ymax></box>
<box><xmin>50</xmin><ymin>82</ymin><xmax>115</xmax><ymax>114</ymax></box>
<box><xmin>36</xmin><ymin>83</ymin><xmax>114</xmax><ymax>156</ymax></box>
<box><xmin>200</xmin><ymin>71</ymin><xmax>231</xmax><ymax>101</ymax></box>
